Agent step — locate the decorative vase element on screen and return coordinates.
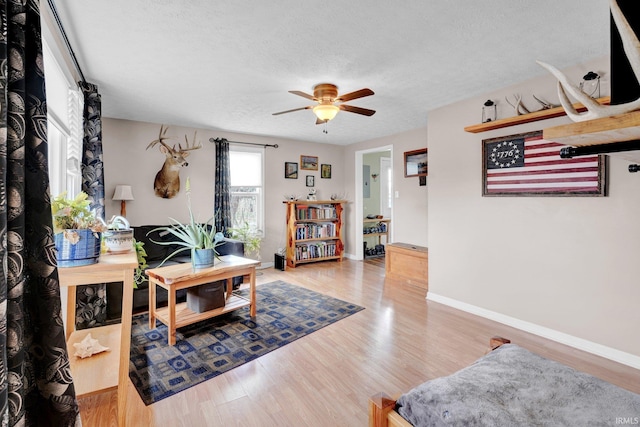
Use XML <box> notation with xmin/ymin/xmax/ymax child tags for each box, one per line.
<box><xmin>104</xmin><ymin>215</ymin><xmax>134</xmax><ymax>253</ymax></box>
<box><xmin>191</xmin><ymin>248</ymin><xmax>215</xmax><ymax>269</ymax></box>
<box><xmin>55</xmin><ymin>229</ymin><xmax>102</xmax><ymax>267</ymax></box>
<box><xmin>103</xmin><ymin>229</ymin><xmax>134</xmax><ymax>253</ymax></box>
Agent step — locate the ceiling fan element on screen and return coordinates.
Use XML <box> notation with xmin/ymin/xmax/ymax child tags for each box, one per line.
<box><xmin>272</xmin><ymin>83</ymin><xmax>375</xmax><ymax>124</ymax></box>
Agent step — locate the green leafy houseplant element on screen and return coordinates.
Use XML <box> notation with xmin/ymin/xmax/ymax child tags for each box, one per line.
<box><xmin>51</xmin><ymin>191</ymin><xmax>107</xmax><ymax>235</ymax></box>
<box><xmin>51</xmin><ymin>192</ymin><xmax>107</xmax><ymax>267</ymax></box>
<box><xmin>229</xmin><ymin>221</ymin><xmax>262</xmax><ymax>259</ymax></box>
<box><xmin>149</xmin><ymin>178</ymin><xmax>225</xmax><ymax>266</ymax></box>
<box><xmin>133</xmin><ymin>239</ymin><xmax>148</xmax><ymax>288</ymax></box>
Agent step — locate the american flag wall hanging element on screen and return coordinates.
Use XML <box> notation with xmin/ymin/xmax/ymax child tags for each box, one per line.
<box><xmin>482</xmin><ymin>130</ymin><xmax>606</xmax><ymax>196</ymax></box>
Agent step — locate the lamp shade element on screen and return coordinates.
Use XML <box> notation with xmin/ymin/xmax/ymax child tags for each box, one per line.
<box><xmin>112</xmin><ymin>185</ymin><xmax>134</xmax><ymax>201</ymax></box>
<box><xmin>313</xmin><ymin>104</ymin><xmax>339</xmax><ymax>122</ymax></box>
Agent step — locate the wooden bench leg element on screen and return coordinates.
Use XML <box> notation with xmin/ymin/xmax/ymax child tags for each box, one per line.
<box><xmin>489</xmin><ymin>336</ymin><xmax>511</xmax><ymax>352</ymax></box>
<box><xmin>369</xmin><ymin>392</ymin><xmax>395</xmax><ymax>427</ymax></box>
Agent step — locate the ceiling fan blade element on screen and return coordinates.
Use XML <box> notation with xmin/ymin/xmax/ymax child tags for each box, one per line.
<box><xmin>336</xmin><ymin>88</ymin><xmax>374</xmax><ymax>103</ymax></box>
<box><xmin>340</xmin><ymin>104</ymin><xmax>376</xmax><ymax>116</ymax></box>
<box><xmin>289</xmin><ymin>90</ymin><xmax>316</xmax><ymax>101</ymax></box>
<box><xmin>272</xmin><ymin>106</ymin><xmax>312</xmax><ymax>116</ymax></box>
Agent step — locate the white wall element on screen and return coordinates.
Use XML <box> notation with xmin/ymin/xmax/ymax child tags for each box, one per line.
<box><xmin>102</xmin><ymin>118</ymin><xmax>346</xmax><ymax>261</ymax></box>
<box><xmin>343</xmin><ymin>127</ymin><xmax>428</xmax><ymax>257</ymax></box>
<box><xmin>103</xmin><ymin>118</ymin><xmax>429</xmax><ymax>262</ymax></box>
<box><xmin>428</xmin><ymin>55</ymin><xmax>640</xmax><ymax>362</ymax></box>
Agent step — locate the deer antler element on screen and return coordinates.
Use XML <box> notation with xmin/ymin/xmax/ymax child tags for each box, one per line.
<box><xmin>146</xmin><ymin>124</ymin><xmax>175</xmax><ymax>151</ymax></box>
<box><xmin>536</xmin><ymin>0</ymin><xmax>640</xmax><ymax>122</ymax></box>
<box><xmin>532</xmin><ymin>94</ymin><xmax>558</xmax><ymax>110</ymax></box>
<box><xmin>505</xmin><ymin>94</ymin><xmax>530</xmax><ymax>115</ymax></box>
<box><xmin>178</xmin><ymin>131</ymin><xmax>202</xmax><ymax>152</ymax></box>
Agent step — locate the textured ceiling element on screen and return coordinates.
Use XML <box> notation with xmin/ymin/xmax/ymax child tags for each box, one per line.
<box><xmin>53</xmin><ymin>0</ymin><xmax>610</xmax><ymax>145</ymax></box>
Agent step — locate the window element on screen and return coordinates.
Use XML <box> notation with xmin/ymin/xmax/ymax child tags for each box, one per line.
<box><xmin>43</xmin><ymin>38</ymin><xmax>83</xmax><ymax>198</ymax></box>
<box><xmin>229</xmin><ymin>146</ymin><xmax>264</xmax><ymax>234</ymax></box>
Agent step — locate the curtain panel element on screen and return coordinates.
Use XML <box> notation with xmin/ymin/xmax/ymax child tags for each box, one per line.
<box><xmin>214</xmin><ymin>138</ymin><xmax>232</xmax><ymax>235</ymax></box>
<box><xmin>76</xmin><ymin>82</ymin><xmax>107</xmax><ymax>331</ymax></box>
<box><xmin>0</xmin><ymin>1</ymin><xmax>80</xmax><ymax>425</ymax></box>
<box><xmin>80</xmin><ymin>81</ymin><xmax>104</xmax><ymax>220</ymax></box>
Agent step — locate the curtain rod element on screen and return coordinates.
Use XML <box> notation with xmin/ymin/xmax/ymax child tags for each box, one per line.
<box><xmin>47</xmin><ymin>0</ymin><xmax>86</xmax><ymax>84</ymax></box>
<box><xmin>209</xmin><ymin>137</ymin><xmax>278</xmax><ymax>148</ymax></box>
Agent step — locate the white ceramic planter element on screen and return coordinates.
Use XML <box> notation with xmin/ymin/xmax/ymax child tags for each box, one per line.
<box><xmin>104</xmin><ymin>215</ymin><xmax>134</xmax><ymax>253</ymax></box>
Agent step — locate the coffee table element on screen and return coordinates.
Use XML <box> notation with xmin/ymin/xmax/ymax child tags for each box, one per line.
<box><xmin>146</xmin><ymin>255</ymin><xmax>260</xmax><ymax>345</ymax></box>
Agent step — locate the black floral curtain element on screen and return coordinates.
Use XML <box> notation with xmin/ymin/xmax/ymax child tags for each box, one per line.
<box><xmin>76</xmin><ymin>82</ymin><xmax>107</xmax><ymax>331</ymax></box>
<box><xmin>214</xmin><ymin>138</ymin><xmax>232</xmax><ymax>234</ymax></box>
<box><xmin>0</xmin><ymin>1</ymin><xmax>80</xmax><ymax>425</ymax></box>
<box><xmin>80</xmin><ymin>81</ymin><xmax>104</xmax><ymax>219</ymax></box>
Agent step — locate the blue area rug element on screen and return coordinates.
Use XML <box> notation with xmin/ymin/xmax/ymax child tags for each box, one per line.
<box><xmin>129</xmin><ymin>280</ymin><xmax>364</xmax><ymax>405</ymax></box>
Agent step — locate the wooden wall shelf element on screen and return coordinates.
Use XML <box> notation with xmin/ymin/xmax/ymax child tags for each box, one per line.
<box><xmin>464</xmin><ymin>97</ymin><xmax>610</xmax><ymax>134</ymax></box>
<box><xmin>543</xmin><ymin>110</ymin><xmax>640</xmax><ymax>146</ymax></box>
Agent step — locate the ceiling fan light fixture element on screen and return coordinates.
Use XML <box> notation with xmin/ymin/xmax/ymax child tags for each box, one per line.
<box><xmin>313</xmin><ymin>104</ymin><xmax>339</xmax><ymax>122</ymax></box>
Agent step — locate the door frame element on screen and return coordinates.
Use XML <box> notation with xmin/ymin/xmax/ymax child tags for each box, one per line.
<box><xmin>355</xmin><ymin>145</ymin><xmax>393</xmax><ymax>260</ymax></box>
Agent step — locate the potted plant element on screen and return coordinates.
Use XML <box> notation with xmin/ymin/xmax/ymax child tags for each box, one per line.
<box><xmin>133</xmin><ymin>239</ymin><xmax>148</xmax><ymax>288</ymax></box>
<box><xmin>149</xmin><ymin>178</ymin><xmax>225</xmax><ymax>269</ymax></box>
<box><xmin>51</xmin><ymin>192</ymin><xmax>107</xmax><ymax>267</ymax></box>
<box><xmin>229</xmin><ymin>220</ymin><xmax>262</xmax><ymax>260</ymax></box>
<box><xmin>103</xmin><ymin>215</ymin><xmax>135</xmax><ymax>253</ymax></box>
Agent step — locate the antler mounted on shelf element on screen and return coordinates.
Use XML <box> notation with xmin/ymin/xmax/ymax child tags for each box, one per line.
<box><xmin>537</xmin><ymin>0</ymin><xmax>640</xmax><ymax>122</ymax></box>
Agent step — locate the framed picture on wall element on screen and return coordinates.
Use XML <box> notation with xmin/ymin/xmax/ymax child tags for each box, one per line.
<box><xmin>306</xmin><ymin>175</ymin><xmax>315</xmax><ymax>187</ymax></box>
<box><xmin>321</xmin><ymin>164</ymin><xmax>331</xmax><ymax>179</ymax></box>
<box><xmin>482</xmin><ymin>130</ymin><xmax>606</xmax><ymax>196</ymax></box>
<box><xmin>300</xmin><ymin>155</ymin><xmax>319</xmax><ymax>170</ymax></box>
<box><xmin>285</xmin><ymin>162</ymin><xmax>298</xmax><ymax>179</ymax></box>
<box><xmin>404</xmin><ymin>148</ymin><xmax>428</xmax><ymax>177</ymax></box>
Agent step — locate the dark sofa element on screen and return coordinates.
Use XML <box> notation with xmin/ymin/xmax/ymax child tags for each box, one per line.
<box><xmin>104</xmin><ymin>225</ymin><xmax>245</xmax><ymax>320</ymax></box>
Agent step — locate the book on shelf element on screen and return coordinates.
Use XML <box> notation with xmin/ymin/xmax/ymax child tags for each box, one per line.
<box><xmin>295</xmin><ymin>242</ymin><xmax>337</xmax><ymax>260</ymax></box>
<box><xmin>295</xmin><ymin>223</ymin><xmax>336</xmax><ymax>240</ymax></box>
<box><xmin>296</xmin><ymin>206</ymin><xmax>337</xmax><ymax>220</ymax></box>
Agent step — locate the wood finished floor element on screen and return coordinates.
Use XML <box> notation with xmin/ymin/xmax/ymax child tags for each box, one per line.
<box><xmin>77</xmin><ymin>259</ymin><xmax>640</xmax><ymax>426</ymax></box>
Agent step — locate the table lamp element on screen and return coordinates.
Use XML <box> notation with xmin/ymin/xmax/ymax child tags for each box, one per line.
<box><xmin>112</xmin><ymin>185</ymin><xmax>134</xmax><ymax>217</ymax></box>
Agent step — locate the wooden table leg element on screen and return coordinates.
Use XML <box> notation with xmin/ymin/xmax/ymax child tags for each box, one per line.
<box><xmin>249</xmin><ymin>267</ymin><xmax>256</xmax><ymax>317</ymax></box>
<box><xmin>226</xmin><ymin>277</ymin><xmax>232</xmax><ymax>300</ymax></box>
<box><xmin>66</xmin><ymin>287</ymin><xmax>76</xmax><ymax>341</ymax></box>
<box><xmin>148</xmin><ymin>279</ymin><xmax>156</xmax><ymax>329</ymax></box>
<box><xmin>168</xmin><ymin>286</ymin><xmax>176</xmax><ymax>345</ymax></box>
<box><xmin>118</xmin><ymin>269</ymin><xmax>135</xmax><ymax>427</ymax></box>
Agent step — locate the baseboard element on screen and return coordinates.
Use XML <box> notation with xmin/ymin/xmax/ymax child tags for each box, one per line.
<box><xmin>258</xmin><ymin>262</ymin><xmax>273</xmax><ymax>270</ymax></box>
<box><xmin>426</xmin><ymin>292</ymin><xmax>640</xmax><ymax>369</ymax></box>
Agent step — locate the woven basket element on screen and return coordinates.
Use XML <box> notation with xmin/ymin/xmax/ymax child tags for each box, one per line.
<box><xmin>55</xmin><ymin>229</ymin><xmax>102</xmax><ymax>267</ymax></box>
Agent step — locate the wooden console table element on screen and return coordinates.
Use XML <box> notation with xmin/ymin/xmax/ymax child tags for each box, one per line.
<box><xmin>146</xmin><ymin>255</ymin><xmax>260</xmax><ymax>345</ymax></box>
<box><xmin>58</xmin><ymin>251</ymin><xmax>137</xmax><ymax>427</ymax></box>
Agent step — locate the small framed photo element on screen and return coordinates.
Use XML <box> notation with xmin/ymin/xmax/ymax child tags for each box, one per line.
<box><xmin>404</xmin><ymin>148</ymin><xmax>428</xmax><ymax>177</ymax></box>
<box><xmin>285</xmin><ymin>162</ymin><xmax>298</xmax><ymax>179</ymax></box>
<box><xmin>321</xmin><ymin>164</ymin><xmax>332</xmax><ymax>179</ymax></box>
<box><xmin>306</xmin><ymin>175</ymin><xmax>315</xmax><ymax>187</ymax></box>
<box><xmin>300</xmin><ymin>155</ymin><xmax>319</xmax><ymax>171</ymax></box>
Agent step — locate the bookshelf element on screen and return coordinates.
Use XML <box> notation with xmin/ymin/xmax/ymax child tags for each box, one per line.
<box><xmin>284</xmin><ymin>200</ymin><xmax>346</xmax><ymax>268</ymax></box>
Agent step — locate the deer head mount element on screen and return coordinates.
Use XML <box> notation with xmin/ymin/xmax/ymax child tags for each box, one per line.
<box><xmin>146</xmin><ymin>125</ymin><xmax>202</xmax><ymax>199</ymax></box>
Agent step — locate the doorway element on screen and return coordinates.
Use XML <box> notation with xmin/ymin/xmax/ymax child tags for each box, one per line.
<box><xmin>355</xmin><ymin>146</ymin><xmax>393</xmax><ymax>260</ymax></box>
<box><xmin>379</xmin><ymin>157</ymin><xmax>392</xmax><ymax>219</ymax></box>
